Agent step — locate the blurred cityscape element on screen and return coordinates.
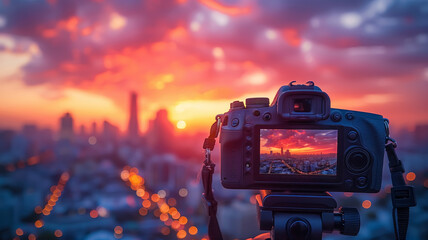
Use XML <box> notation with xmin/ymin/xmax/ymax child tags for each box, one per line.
<box><xmin>0</xmin><ymin>92</ymin><xmax>427</xmax><ymax>240</ymax></box>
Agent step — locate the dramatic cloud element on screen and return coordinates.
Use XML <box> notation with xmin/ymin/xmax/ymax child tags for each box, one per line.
<box><xmin>0</xmin><ymin>0</ymin><xmax>427</xmax><ymax>130</ymax></box>
<box><xmin>260</xmin><ymin>129</ymin><xmax>338</xmax><ymax>154</ymax></box>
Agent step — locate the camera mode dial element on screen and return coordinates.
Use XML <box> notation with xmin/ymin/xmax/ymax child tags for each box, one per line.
<box><xmin>230</xmin><ymin>101</ymin><xmax>245</xmax><ymax>109</ymax></box>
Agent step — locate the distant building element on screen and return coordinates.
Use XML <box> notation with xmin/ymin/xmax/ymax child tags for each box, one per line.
<box><xmin>79</xmin><ymin>125</ymin><xmax>86</xmax><ymax>137</ymax></box>
<box><xmin>103</xmin><ymin>120</ymin><xmax>119</xmax><ymax>143</ymax></box>
<box><xmin>91</xmin><ymin>122</ymin><xmax>97</xmax><ymax>137</ymax></box>
<box><xmin>285</xmin><ymin>149</ymin><xmax>291</xmax><ymax>158</ymax></box>
<box><xmin>146</xmin><ymin>109</ymin><xmax>174</xmax><ymax>153</ymax></box>
<box><xmin>414</xmin><ymin>124</ymin><xmax>428</xmax><ymax>144</ymax></box>
<box><xmin>0</xmin><ymin>130</ymin><xmax>15</xmax><ymax>153</ymax></box>
<box><xmin>128</xmin><ymin>92</ymin><xmax>140</xmax><ymax>143</ymax></box>
<box><xmin>59</xmin><ymin>112</ymin><xmax>74</xmax><ymax>142</ymax></box>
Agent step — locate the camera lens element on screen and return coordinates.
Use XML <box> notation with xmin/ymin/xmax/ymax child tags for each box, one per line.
<box><xmin>345</xmin><ymin>148</ymin><xmax>371</xmax><ymax>173</ymax></box>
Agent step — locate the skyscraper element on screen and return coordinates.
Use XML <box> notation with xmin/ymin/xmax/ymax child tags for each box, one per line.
<box><xmin>128</xmin><ymin>92</ymin><xmax>140</xmax><ymax>142</ymax></box>
<box><xmin>60</xmin><ymin>112</ymin><xmax>74</xmax><ymax>141</ymax></box>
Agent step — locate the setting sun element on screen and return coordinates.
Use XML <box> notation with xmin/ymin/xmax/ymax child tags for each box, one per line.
<box><xmin>177</xmin><ymin>120</ymin><xmax>187</xmax><ymax>129</ymax></box>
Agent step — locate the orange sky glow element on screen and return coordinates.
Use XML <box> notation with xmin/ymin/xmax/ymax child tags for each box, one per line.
<box><xmin>260</xmin><ymin>129</ymin><xmax>337</xmax><ymax>155</ymax></box>
<box><xmin>1</xmin><ymin>0</ymin><xmax>427</xmax><ymax>135</ymax></box>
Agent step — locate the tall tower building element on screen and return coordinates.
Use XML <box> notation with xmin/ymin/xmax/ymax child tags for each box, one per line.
<box><xmin>60</xmin><ymin>112</ymin><xmax>74</xmax><ymax>141</ymax></box>
<box><xmin>128</xmin><ymin>92</ymin><xmax>140</xmax><ymax>142</ymax></box>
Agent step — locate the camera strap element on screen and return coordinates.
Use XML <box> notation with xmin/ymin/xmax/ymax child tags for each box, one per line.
<box><xmin>384</xmin><ymin>120</ymin><xmax>416</xmax><ymax>240</ymax></box>
<box><xmin>202</xmin><ymin>116</ymin><xmax>224</xmax><ymax>240</ymax></box>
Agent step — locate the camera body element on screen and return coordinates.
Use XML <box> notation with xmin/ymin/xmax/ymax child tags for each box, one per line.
<box><xmin>219</xmin><ymin>82</ymin><xmax>386</xmax><ymax>192</ymax></box>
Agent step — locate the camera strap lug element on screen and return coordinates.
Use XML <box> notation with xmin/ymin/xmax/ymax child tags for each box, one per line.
<box><xmin>202</xmin><ymin>116</ymin><xmax>224</xmax><ymax>240</ymax></box>
<box><xmin>384</xmin><ymin>119</ymin><xmax>416</xmax><ymax>240</ymax></box>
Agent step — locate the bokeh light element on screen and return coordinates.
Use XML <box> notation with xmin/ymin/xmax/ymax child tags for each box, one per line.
<box><xmin>406</xmin><ymin>172</ymin><xmax>416</xmax><ymax>181</ymax></box>
<box><xmin>177</xmin><ymin>229</ymin><xmax>187</xmax><ymax>239</ymax></box>
<box><xmin>178</xmin><ymin>188</ymin><xmax>188</xmax><ymax>197</ymax></box>
<box><xmin>15</xmin><ymin>228</ymin><xmax>23</xmax><ymax>236</ymax></box>
<box><xmin>54</xmin><ymin>230</ymin><xmax>63</xmax><ymax>238</ymax></box>
<box><xmin>189</xmin><ymin>226</ymin><xmax>198</xmax><ymax>235</ymax></box>
<box><xmin>35</xmin><ymin>220</ymin><xmax>44</xmax><ymax>228</ymax></box>
<box><xmin>362</xmin><ymin>200</ymin><xmax>372</xmax><ymax>209</ymax></box>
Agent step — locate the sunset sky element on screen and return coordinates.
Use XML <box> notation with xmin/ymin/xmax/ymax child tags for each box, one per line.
<box><xmin>260</xmin><ymin>129</ymin><xmax>337</xmax><ymax>155</ymax></box>
<box><xmin>0</xmin><ymin>0</ymin><xmax>427</xmax><ymax>134</ymax></box>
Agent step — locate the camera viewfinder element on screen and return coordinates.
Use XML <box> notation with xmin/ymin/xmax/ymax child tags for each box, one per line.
<box><xmin>293</xmin><ymin>99</ymin><xmax>312</xmax><ymax>112</ymax></box>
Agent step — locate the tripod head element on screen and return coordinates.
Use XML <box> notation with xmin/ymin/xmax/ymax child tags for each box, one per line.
<box><xmin>256</xmin><ymin>191</ymin><xmax>360</xmax><ymax>240</ymax></box>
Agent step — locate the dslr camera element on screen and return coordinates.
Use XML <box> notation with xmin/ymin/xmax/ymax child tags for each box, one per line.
<box><xmin>219</xmin><ymin>81</ymin><xmax>385</xmax><ymax>192</ymax></box>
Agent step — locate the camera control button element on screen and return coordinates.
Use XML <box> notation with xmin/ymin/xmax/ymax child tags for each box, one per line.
<box><xmin>246</xmin><ymin>145</ymin><xmax>252</xmax><ymax>151</ymax></box>
<box><xmin>356</xmin><ymin>177</ymin><xmax>368</xmax><ymax>188</ymax></box>
<box><xmin>345</xmin><ymin>113</ymin><xmax>354</xmax><ymax>120</ymax></box>
<box><xmin>245</xmin><ymin>163</ymin><xmax>251</xmax><ymax>173</ymax></box>
<box><xmin>231</xmin><ymin>118</ymin><xmax>239</xmax><ymax>127</ymax></box>
<box><xmin>331</xmin><ymin>112</ymin><xmax>342</xmax><ymax>122</ymax></box>
<box><xmin>347</xmin><ymin>131</ymin><xmax>358</xmax><ymax>141</ymax></box>
<box><xmin>345</xmin><ymin>179</ymin><xmax>353</xmax><ymax>188</ymax></box>
<box><xmin>262</xmin><ymin>112</ymin><xmax>272</xmax><ymax>121</ymax></box>
<box><xmin>253</xmin><ymin>110</ymin><xmax>261</xmax><ymax>116</ymax></box>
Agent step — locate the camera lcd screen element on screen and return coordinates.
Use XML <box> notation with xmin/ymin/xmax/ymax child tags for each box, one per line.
<box><xmin>260</xmin><ymin>129</ymin><xmax>337</xmax><ymax>176</ymax></box>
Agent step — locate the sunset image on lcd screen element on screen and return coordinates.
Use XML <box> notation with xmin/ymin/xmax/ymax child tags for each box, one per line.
<box><xmin>260</xmin><ymin>129</ymin><xmax>337</xmax><ymax>176</ymax></box>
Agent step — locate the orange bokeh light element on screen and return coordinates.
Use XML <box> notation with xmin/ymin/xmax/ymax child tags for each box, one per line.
<box><xmin>160</xmin><ymin>203</ymin><xmax>169</xmax><ymax>213</ymax></box>
<box><xmin>28</xmin><ymin>234</ymin><xmax>36</xmax><ymax>240</ymax></box>
<box><xmin>136</xmin><ymin>189</ymin><xmax>145</xmax><ymax>197</ymax></box>
<box><xmin>139</xmin><ymin>207</ymin><xmax>148</xmax><ymax>216</ymax></box>
<box><xmin>129</xmin><ymin>174</ymin><xmax>144</xmax><ymax>186</ymax></box>
<box><xmin>177</xmin><ymin>230</ymin><xmax>187</xmax><ymax>239</ymax></box>
<box><xmin>114</xmin><ymin>226</ymin><xmax>123</xmax><ymax>235</ymax></box>
<box><xmin>90</xmin><ymin>210</ymin><xmax>98</xmax><ymax>218</ymax></box>
<box><xmin>160</xmin><ymin>213</ymin><xmax>169</xmax><ymax>222</ymax></box>
<box><xmin>362</xmin><ymin>200</ymin><xmax>372</xmax><ymax>209</ymax></box>
<box><xmin>406</xmin><ymin>172</ymin><xmax>416</xmax><ymax>181</ymax></box>
<box><xmin>142</xmin><ymin>200</ymin><xmax>151</xmax><ymax>208</ymax></box>
<box><xmin>171</xmin><ymin>220</ymin><xmax>181</xmax><ymax>230</ymax></box>
<box><xmin>54</xmin><ymin>230</ymin><xmax>63</xmax><ymax>237</ymax></box>
<box><xmin>172</xmin><ymin>211</ymin><xmax>181</xmax><ymax>220</ymax></box>
<box><xmin>34</xmin><ymin>206</ymin><xmax>42</xmax><ymax>214</ymax></box>
<box><xmin>188</xmin><ymin>226</ymin><xmax>198</xmax><ymax>235</ymax></box>
<box><xmin>142</xmin><ymin>192</ymin><xmax>150</xmax><ymax>200</ymax></box>
<box><xmin>15</xmin><ymin>228</ymin><xmax>23</xmax><ymax>236</ymax></box>
<box><xmin>60</xmin><ymin>172</ymin><xmax>70</xmax><ymax>181</ymax></box>
<box><xmin>35</xmin><ymin>220</ymin><xmax>44</xmax><ymax>228</ymax></box>
<box><xmin>167</xmin><ymin>198</ymin><xmax>177</xmax><ymax>206</ymax></box>
<box><xmin>179</xmin><ymin>216</ymin><xmax>188</xmax><ymax>225</ymax></box>
<box><xmin>151</xmin><ymin>194</ymin><xmax>160</xmax><ymax>202</ymax></box>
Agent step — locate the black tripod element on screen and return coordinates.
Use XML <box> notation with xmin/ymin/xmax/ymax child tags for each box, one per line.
<box><xmin>257</xmin><ymin>192</ymin><xmax>360</xmax><ymax>240</ymax></box>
